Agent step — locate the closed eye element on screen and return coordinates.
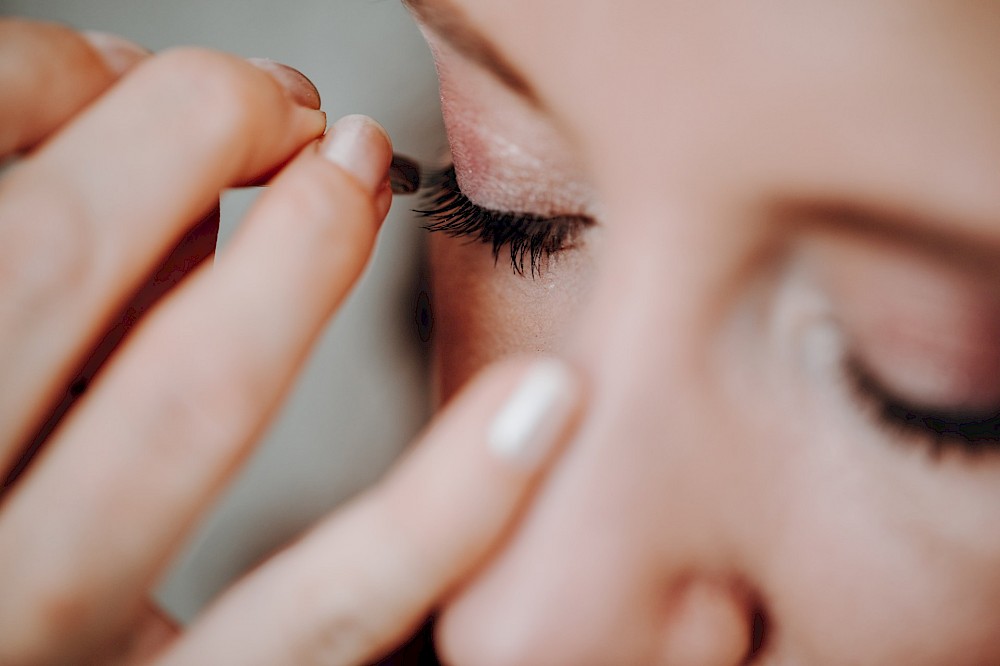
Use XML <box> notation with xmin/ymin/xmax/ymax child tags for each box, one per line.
<box><xmin>416</xmin><ymin>166</ymin><xmax>593</xmax><ymax>277</ymax></box>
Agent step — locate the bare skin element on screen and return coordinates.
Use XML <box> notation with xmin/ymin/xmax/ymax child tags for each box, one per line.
<box><xmin>5</xmin><ymin>1</ymin><xmax>1000</xmax><ymax>663</ymax></box>
<box><xmin>0</xmin><ymin>19</ymin><xmax>583</xmax><ymax>665</ymax></box>
<box><xmin>410</xmin><ymin>1</ymin><xmax>1000</xmax><ymax>664</ymax></box>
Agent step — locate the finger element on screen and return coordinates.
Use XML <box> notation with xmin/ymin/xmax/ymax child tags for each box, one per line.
<box><xmin>0</xmin><ymin>19</ymin><xmax>149</xmax><ymax>155</ymax></box>
<box><xmin>1</xmin><ymin>206</ymin><xmax>219</xmax><ymax>495</ymax></box>
<box><xmin>0</xmin><ymin>47</ymin><xmax>326</xmax><ymax>467</ymax></box>
<box><xmin>0</xmin><ymin>115</ymin><xmax>391</xmax><ymax>665</ymax></box>
<box><xmin>156</xmin><ymin>357</ymin><xmax>583</xmax><ymax>666</ymax></box>
<box><xmin>106</xmin><ymin>601</ymin><xmax>180</xmax><ymax>666</ymax></box>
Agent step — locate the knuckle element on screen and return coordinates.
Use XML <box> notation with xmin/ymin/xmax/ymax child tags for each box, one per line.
<box><xmin>289</xmin><ymin>574</ymin><xmax>384</xmax><ymax>665</ymax></box>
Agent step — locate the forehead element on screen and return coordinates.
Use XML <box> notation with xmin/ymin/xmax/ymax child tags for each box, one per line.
<box><xmin>451</xmin><ymin>0</ymin><xmax>1000</xmax><ymax>223</ymax></box>
<box><xmin>452</xmin><ymin>1</ymin><xmax>1000</xmax><ymax>104</ymax></box>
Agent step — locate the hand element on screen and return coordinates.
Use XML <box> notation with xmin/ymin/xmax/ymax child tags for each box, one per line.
<box><xmin>0</xmin><ymin>19</ymin><xmax>583</xmax><ymax>665</ymax></box>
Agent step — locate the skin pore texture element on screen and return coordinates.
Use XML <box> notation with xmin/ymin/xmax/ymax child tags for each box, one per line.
<box><xmin>411</xmin><ymin>1</ymin><xmax>1000</xmax><ymax>664</ymax></box>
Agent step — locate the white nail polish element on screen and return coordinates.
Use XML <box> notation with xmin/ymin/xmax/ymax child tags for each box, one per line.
<box><xmin>488</xmin><ymin>359</ymin><xmax>577</xmax><ymax>466</ymax></box>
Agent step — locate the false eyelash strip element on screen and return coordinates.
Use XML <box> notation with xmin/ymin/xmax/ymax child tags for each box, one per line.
<box><xmin>415</xmin><ymin>166</ymin><xmax>591</xmax><ymax>277</ymax></box>
<box><xmin>388</xmin><ymin>153</ymin><xmax>422</xmax><ymax>194</ymax></box>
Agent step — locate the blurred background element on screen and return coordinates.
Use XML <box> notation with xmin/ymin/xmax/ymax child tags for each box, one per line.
<box><xmin>0</xmin><ymin>0</ymin><xmax>445</xmax><ymax>622</ymax></box>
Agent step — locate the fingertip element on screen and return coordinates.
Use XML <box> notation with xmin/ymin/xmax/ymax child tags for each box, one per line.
<box><xmin>320</xmin><ymin>115</ymin><xmax>393</xmax><ymax>195</ymax></box>
<box><xmin>374</xmin><ymin>181</ymin><xmax>393</xmax><ymax>225</ymax></box>
<box><xmin>80</xmin><ymin>30</ymin><xmax>150</xmax><ymax>76</ymax></box>
<box><xmin>247</xmin><ymin>58</ymin><xmax>322</xmax><ymax>110</ymax></box>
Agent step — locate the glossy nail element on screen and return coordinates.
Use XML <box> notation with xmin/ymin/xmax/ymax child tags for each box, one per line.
<box><xmin>82</xmin><ymin>31</ymin><xmax>150</xmax><ymax>76</ymax></box>
<box><xmin>489</xmin><ymin>358</ymin><xmax>579</xmax><ymax>467</ymax></box>
<box><xmin>248</xmin><ymin>58</ymin><xmax>322</xmax><ymax>110</ymax></box>
<box><xmin>321</xmin><ymin>115</ymin><xmax>393</xmax><ymax>195</ymax></box>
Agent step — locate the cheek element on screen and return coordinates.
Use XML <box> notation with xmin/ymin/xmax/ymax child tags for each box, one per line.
<box><xmin>428</xmin><ymin>233</ymin><xmax>594</xmax><ymax>401</ymax></box>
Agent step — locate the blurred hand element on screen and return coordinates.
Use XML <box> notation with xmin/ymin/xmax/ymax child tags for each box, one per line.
<box><xmin>0</xmin><ymin>19</ymin><xmax>581</xmax><ymax>665</ymax></box>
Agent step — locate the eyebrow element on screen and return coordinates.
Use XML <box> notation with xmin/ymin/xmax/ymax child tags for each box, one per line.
<box><xmin>786</xmin><ymin>199</ymin><xmax>1000</xmax><ymax>276</ymax></box>
<box><xmin>401</xmin><ymin>0</ymin><xmax>541</xmax><ymax>106</ymax></box>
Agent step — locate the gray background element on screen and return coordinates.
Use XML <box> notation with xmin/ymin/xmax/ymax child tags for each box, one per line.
<box><xmin>0</xmin><ymin>0</ymin><xmax>444</xmax><ymax>621</ymax></box>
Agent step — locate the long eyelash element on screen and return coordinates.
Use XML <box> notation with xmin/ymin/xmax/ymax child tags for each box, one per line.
<box><xmin>415</xmin><ymin>166</ymin><xmax>591</xmax><ymax>277</ymax></box>
<box><xmin>845</xmin><ymin>356</ymin><xmax>1000</xmax><ymax>457</ymax></box>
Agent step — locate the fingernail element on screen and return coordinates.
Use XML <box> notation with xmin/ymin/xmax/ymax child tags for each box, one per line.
<box><xmin>489</xmin><ymin>358</ymin><xmax>579</xmax><ymax>467</ymax></box>
<box><xmin>248</xmin><ymin>58</ymin><xmax>322</xmax><ymax>110</ymax></box>
<box><xmin>82</xmin><ymin>31</ymin><xmax>150</xmax><ymax>76</ymax></box>
<box><xmin>321</xmin><ymin>115</ymin><xmax>393</xmax><ymax>195</ymax></box>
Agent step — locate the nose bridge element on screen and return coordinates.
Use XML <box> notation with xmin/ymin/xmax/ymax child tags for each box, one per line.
<box><xmin>568</xmin><ymin>285</ymin><xmax>759</xmax><ymax>663</ymax></box>
<box><xmin>569</xmin><ymin>216</ymin><xmax>751</xmax><ymax>569</ymax></box>
<box><xmin>559</xmin><ymin>213</ymin><xmax>761</xmax><ymax>659</ymax></box>
<box><xmin>439</xmin><ymin>213</ymin><xmax>761</xmax><ymax>665</ymax></box>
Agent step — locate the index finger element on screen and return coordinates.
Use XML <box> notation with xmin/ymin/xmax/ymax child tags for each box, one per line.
<box><xmin>0</xmin><ymin>45</ymin><xmax>326</xmax><ymax>464</ymax></box>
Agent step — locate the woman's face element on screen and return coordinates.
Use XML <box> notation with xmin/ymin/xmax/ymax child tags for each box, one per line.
<box><xmin>406</xmin><ymin>1</ymin><xmax>1000</xmax><ymax>663</ymax></box>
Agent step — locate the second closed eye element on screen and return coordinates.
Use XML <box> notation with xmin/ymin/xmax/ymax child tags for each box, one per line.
<box><xmin>802</xmin><ymin>228</ymin><xmax>1000</xmax><ymax>456</ymax></box>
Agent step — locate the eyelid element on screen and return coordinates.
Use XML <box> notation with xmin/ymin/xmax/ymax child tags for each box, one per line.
<box><xmin>846</xmin><ymin>355</ymin><xmax>1000</xmax><ymax>456</ymax></box>
<box><xmin>416</xmin><ymin>165</ymin><xmax>594</xmax><ymax>276</ymax></box>
<box><xmin>793</xmin><ymin>230</ymin><xmax>1000</xmax><ymax>455</ymax></box>
<box><xmin>806</xmin><ymin>230</ymin><xmax>1000</xmax><ymax>411</ymax></box>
